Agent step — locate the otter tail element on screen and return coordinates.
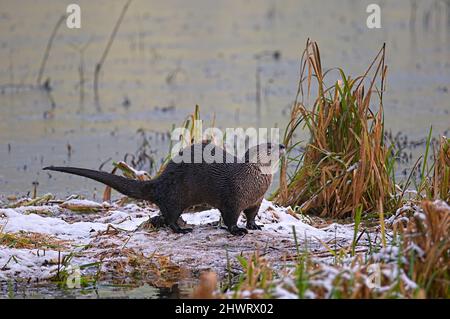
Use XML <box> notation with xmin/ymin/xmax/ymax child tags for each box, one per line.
<box><xmin>43</xmin><ymin>166</ymin><xmax>151</xmax><ymax>200</ymax></box>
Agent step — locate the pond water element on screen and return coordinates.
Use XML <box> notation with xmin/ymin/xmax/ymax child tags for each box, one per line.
<box><xmin>1</xmin><ymin>0</ymin><xmax>450</xmax><ymax>198</ymax></box>
<box><xmin>1</xmin><ymin>280</ymin><xmax>192</xmax><ymax>299</ymax></box>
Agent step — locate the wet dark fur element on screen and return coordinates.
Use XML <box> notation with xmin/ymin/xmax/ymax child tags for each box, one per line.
<box><xmin>44</xmin><ymin>143</ymin><xmax>284</xmax><ymax>235</ymax></box>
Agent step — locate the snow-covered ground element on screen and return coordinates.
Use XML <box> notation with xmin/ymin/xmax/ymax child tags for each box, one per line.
<box><xmin>2</xmin><ymin>196</ymin><xmax>445</xmax><ymax>298</ymax></box>
<box><xmin>0</xmin><ymin>198</ymin><xmax>357</xmax><ymax>283</ymax></box>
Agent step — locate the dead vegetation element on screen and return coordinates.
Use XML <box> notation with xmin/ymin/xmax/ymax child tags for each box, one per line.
<box><xmin>92</xmin><ymin>246</ymin><xmax>189</xmax><ymax>289</ymax></box>
<box><xmin>0</xmin><ymin>231</ymin><xmax>70</xmax><ymax>250</ymax></box>
<box><xmin>273</xmin><ymin>39</ymin><xmax>394</xmax><ymax>218</ymax></box>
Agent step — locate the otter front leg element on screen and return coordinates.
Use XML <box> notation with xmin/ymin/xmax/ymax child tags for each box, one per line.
<box><xmin>244</xmin><ymin>202</ymin><xmax>263</xmax><ymax>230</ymax></box>
<box><xmin>221</xmin><ymin>209</ymin><xmax>248</xmax><ymax>236</ymax></box>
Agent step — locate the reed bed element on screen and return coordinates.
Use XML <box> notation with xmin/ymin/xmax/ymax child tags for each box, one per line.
<box><xmin>273</xmin><ymin>39</ymin><xmax>395</xmax><ymax>218</ymax></box>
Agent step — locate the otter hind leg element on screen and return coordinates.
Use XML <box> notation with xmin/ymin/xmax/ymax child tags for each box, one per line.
<box><xmin>244</xmin><ymin>202</ymin><xmax>263</xmax><ymax>230</ymax></box>
<box><xmin>161</xmin><ymin>207</ymin><xmax>193</xmax><ymax>234</ymax></box>
<box><xmin>220</xmin><ymin>208</ymin><xmax>248</xmax><ymax>236</ymax></box>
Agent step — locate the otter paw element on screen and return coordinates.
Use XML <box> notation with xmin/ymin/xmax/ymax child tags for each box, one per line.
<box><xmin>229</xmin><ymin>226</ymin><xmax>248</xmax><ymax>236</ymax></box>
<box><xmin>246</xmin><ymin>222</ymin><xmax>263</xmax><ymax>230</ymax></box>
<box><xmin>178</xmin><ymin>227</ymin><xmax>193</xmax><ymax>234</ymax></box>
<box><xmin>170</xmin><ymin>224</ymin><xmax>193</xmax><ymax>234</ymax></box>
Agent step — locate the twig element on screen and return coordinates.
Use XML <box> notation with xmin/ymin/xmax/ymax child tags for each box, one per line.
<box><xmin>1</xmin><ymin>255</ymin><xmax>19</xmax><ymax>271</ymax></box>
<box><xmin>37</xmin><ymin>14</ymin><xmax>67</xmax><ymax>86</ymax></box>
<box><xmin>94</xmin><ymin>0</ymin><xmax>133</xmax><ymax>107</ymax></box>
<box><xmin>68</xmin><ymin>39</ymin><xmax>92</xmax><ymax>107</ymax></box>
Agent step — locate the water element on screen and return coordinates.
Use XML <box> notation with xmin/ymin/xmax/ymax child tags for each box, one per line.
<box><xmin>0</xmin><ymin>0</ymin><xmax>449</xmax><ymax>198</ymax></box>
<box><xmin>1</xmin><ymin>281</ymin><xmax>191</xmax><ymax>299</ymax></box>
<box><xmin>0</xmin><ymin>0</ymin><xmax>449</xmax><ymax>298</ymax></box>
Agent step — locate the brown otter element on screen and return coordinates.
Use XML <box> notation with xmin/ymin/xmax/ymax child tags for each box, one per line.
<box><xmin>44</xmin><ymin>142</ymin><xmax>285</xmax><ymax>235</ymax></box>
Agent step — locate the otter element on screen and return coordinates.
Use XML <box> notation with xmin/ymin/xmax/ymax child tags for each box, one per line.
<box><xmin>44</xmin><ymin>142</ymin><xmax>285</xmax><ymax>235</ymax></box>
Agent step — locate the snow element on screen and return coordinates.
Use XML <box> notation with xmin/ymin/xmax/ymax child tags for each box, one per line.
<box><xmin>182</xmin><ymin>209</ymin><xmax>221</xmax><ymax>226</ymax></box>
<box><xmin>9</xmin><ymin>205</ymin><xmax>61</xmax><ymax>216</ymax></box>
<box><xmin>1</xmin><ymin>208</ymin><xmax>107</xmax><ymax>242</ymax></box>
<box><xmin>0</xmin><ymin>248</ymin><xmax>60</xmax><ymax>280</ymax></box>
<box><xmin>181</xmin><ymin>200</ymin><xmax>340</xmax><ymax>240</ymax></box>
<box><xmin>61</xmin><ymin>199</ymin><xmax>104</xmax><ymax>208</ymax></box>
<box><xmin>2</xmin><ymin>198</ymin><xmax>353</xmax><ymax>282</ymax></box>
<box><xmin>255</xmin><ymin>201</ymin><xmax>330</xmax><ymax>238</ymax></box>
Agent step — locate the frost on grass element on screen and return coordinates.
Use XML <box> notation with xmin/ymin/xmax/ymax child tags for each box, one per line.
<box><xmin>1</xmin><ymin>196</ymin><xmax>441</xmax><ymax>298</ymax></box>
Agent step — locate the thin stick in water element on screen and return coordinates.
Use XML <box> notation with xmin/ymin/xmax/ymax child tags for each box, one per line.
<box><xmin>37</xmin><ymin>14</ymin><xmax>67</xmax><ymax>86</ymax></box>
<box><xmin>94</xmin><ymin>0</ymin><xmax>133</xmax><ymax>106</ymax></box>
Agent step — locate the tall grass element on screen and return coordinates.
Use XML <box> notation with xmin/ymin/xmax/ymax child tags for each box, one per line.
<box><xmin>273</xmin><ymin>39</ymin><xmax>395</xmax><ymax>218</ymax></box>
<box><xmin>431</xmin><ymin>136</ymin><xmax>450</xmax><ymax>202</ymax></box>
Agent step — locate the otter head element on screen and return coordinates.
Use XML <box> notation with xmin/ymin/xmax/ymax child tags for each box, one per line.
<box><xmin>245</xmin><ymin>143</ymin><xmax>286</xmax><ymax>175</ymax></box>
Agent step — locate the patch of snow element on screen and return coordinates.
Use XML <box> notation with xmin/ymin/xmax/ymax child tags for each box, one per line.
<box><xmin>0</xmin><ymin>248</ymin><xmax>60</xmax><ymax>280</ymax></box>
<box><xmin>0</xmin><ymin>208</ymin><xmax>148</xmax><ymax>242</ymax></box>
<box><xmin>61</xmin><ymin>199</ymin><xmax>104</xmax><ymax>208</ymax></box>
<box><xmin>182</xmin><ymin>209</ymin><xmax>221</xmax><ymax>226</ymax></box>
<box><xmin>94</xmin><ymin>210</ymin><xmax>131</xmax><ymax>224</ymax></box>
<box><xmin>0</xmin><ymin>247</ymin><xmax>93</xmax><ymax>281</ymax></box>
<box><xmin>182</xmin><ymin>200</ymin><xmax>341</xmax><ymax>241</ymax></box>
<box><xmin>1</xmin><ymin>209</ymin><xmax>106</xmax><ymax>242</ymax></box>
<box><xmin>11</xmin><ymin>205</ymin><xmax>61</xmax><ymax>216</ymax></box>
